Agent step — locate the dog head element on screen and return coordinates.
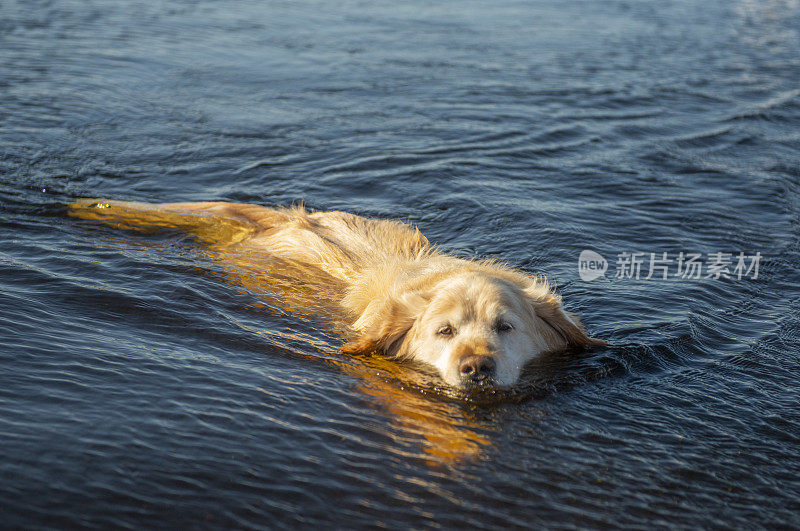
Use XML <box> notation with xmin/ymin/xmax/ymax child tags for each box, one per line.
<box><xmin>341</xmin><ymin>269</ymin><xmax>604</xmax><ymax>389</ymax></box>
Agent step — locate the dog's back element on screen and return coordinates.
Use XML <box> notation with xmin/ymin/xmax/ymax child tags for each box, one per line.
<box><xmin>244</xmin><ymin>206</ymin><xmax>433</xmax><ymax>281</ymax></box>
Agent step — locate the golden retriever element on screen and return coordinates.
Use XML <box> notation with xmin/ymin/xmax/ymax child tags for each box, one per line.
<box><xmin>70</xmin><ymin>199</ymin><xmax>603</xmax><ymax>389</ymax></box>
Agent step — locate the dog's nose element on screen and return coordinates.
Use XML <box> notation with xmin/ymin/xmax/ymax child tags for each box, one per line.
<box><xmin>458</xmin><ymin>355</ymin><xmax>496</xmax><ymax>381</ymax></box>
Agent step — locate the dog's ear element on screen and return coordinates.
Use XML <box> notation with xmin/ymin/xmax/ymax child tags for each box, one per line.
<box><xmin>340</xmin><ymin>292</ymin><xmax>429</xmax><ymax>358</ymax></box>
<box><xmin>525</xmin><ymin>284</ymin><xmax>605</xmax><ymax>349</ymax></box>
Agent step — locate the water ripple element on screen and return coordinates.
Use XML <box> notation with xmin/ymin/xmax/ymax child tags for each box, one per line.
<box><xmin>2</xmin><ymin>0</ymin><xmax>800</xmax><ymax>527</ymax></box>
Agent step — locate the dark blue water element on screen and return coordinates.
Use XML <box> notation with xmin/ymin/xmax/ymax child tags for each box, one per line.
<box><xmin>2</xmin><ymin>0</ymin><xmax>800</xmax><ymax>527</ymax></box>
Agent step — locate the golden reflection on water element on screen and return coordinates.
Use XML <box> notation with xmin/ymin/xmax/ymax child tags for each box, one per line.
<box><xmin>353</xmin><ymin>360</ymin><xmax>495</xmax><ymax>466</ymax></box>
<box><xmin>71</xmin><ymin>204</ymin><xmax>497</xmax><ymax>465</ymax></box>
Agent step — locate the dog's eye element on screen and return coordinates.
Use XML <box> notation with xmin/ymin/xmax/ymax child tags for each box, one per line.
<box><xmin>437</xmin><ymin>325</ymin><xmax>453</xmax><ymax>336</ymax></box>
<box><xmin>496</xmin><ymin>321</ymin><xmax>513</xmax><ymax>332</ymax></box>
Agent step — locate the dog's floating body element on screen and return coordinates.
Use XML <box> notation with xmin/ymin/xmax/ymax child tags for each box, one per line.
<box><xmin>70</xmin><ymin>199</ymin><xmax>602</xmax><ymax>388</ymax></box>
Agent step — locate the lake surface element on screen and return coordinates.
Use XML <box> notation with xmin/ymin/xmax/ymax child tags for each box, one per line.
<box><xmin>2</xmin><ymin>0</ymin><xmax>799</xmax><ymax>527</ymax></box>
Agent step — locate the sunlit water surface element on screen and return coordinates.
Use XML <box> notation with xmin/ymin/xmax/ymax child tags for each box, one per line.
<box><xmin>2</xmin><ymin>0</ymin><xmax>800</xmax><ymax>527</ymax></box>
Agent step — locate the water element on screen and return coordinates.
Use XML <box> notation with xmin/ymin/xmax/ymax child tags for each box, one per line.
<box><xmin>2</xmin><ymin>0</ymin><xmax>800</xmax><ymax>527</ymax></box>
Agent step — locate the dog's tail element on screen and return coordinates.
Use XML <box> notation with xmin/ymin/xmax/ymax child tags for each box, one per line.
<box><xmin>68</xmin><ymin>199</ymin><xmax>278</xmax><ymax>245</ymax></box>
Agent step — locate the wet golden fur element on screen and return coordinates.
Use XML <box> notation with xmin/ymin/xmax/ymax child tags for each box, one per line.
<box><xmin>70</xmin><ymin>199</ymin><xmax>603</xmax><ymax>388</ymax></box>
